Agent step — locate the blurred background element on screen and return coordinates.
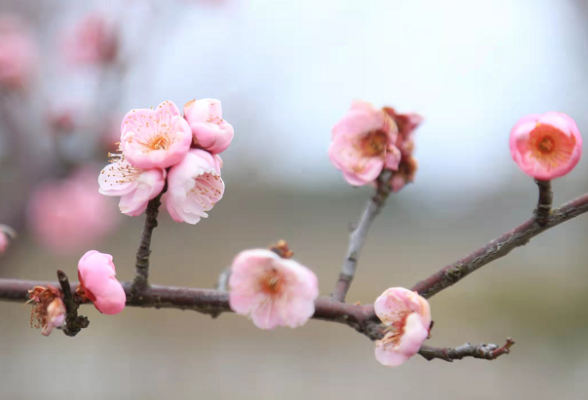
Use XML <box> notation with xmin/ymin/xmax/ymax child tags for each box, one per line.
<box><xmin>1</xmin><ymin>0</ymin><xmax>588</xmax><ymax>399</ymax></box>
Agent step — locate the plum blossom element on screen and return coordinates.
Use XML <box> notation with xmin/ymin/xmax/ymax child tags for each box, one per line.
<box><xmin>0</xmin><ymin>15</ymin><xmax>37</xmax><ymax>89</ymax></box>
<box><xmin>183</xmin><ymin>99</ymin><xmax>234</xmax><ymax>154</ymax></box>
<box><xmin>28</xmin><ymin>168</ymin><xmax>118</xmax><ymax>255</ymax></box>
<box><xmin>228</xmin><ymin>249</ymin><xmax>319</xmax><ymax>329</ymax></box>
<box><xmin>0</xmin><ymin>224</ymin><xmax>16</xmax><ymax>254</ymax></box>
<box><xmin>166</xmin><ymin>149</ymin><xmax>224</xmax><ymax>225</ymax></box>
<box><xmin>28</xmin><ymin>286</ymin><xmax>65</xmax><ymax>336</ymax></box>
<box><xmin>98</xmin><ymin>157</ymin><xmax>166</xmax><ymax>216</ymax></box>
<box><xmin>77</xmin><ymin>250</ymin><xmax>126</xmax><ymax>315</ymax></box>
<box><xmin>329</xmin><ymin>101</ymin><xmax>400</xmax><ymax>186</ymax></box>
<box><xmin>374</xmin><ymin>287</ymin><xmax>431</xmax><ymax>367</ymax></box>
<box><xmin>64</xmin><ymin>13</ymin><xmax>117</xmax><ymax>65</ymax></box>
<box><xmin>510</xmin><ymin>112</ymin><xmax>582</xmax><ymax>180</ymax></box>
<box><xmin>121</xmin><ymin>101</ymin><xmax>192</xmax><ymax>169</ymax></box>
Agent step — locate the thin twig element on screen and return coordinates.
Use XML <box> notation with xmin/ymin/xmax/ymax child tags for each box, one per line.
<box><xmin>56</xmin><ymin>270</ymin><xmax>89</xmax><ymax>337</ymax></box>
<box><xmin>411</xmin><ymin>192</ymin><xmax>588</xmax><ymax>299</ymax></box>
<box><xmin>132</xmin><ymin>188</ymin><xmax>166</xmax><ymax>293</ymax></box>
<box><xmin>216</xmin><ymin>268</ymin><xmax>231</xmax><ymax>292</ymax></box>
<box><xmin>331</xmin><ymin>170</ymin><xmax>392</xmax><ymax>302</ymax></box>
<box><xmin>534</xmin><ymin>179</ymin><xmax>553</xmax><ymax>226</ymax></box>
<box><xmin>418</xmin><ymin>338</ymin><xmax>515</xmax><ymax>362</ymax></box>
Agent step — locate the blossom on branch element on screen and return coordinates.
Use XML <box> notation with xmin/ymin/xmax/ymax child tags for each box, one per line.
<box><xmin>98</xmin><ymin>158</ymin><xmax>166</xmax><ymax>216</ymax></box>
<box><xmin>184</xmin><ymin>99</ymin><xmax>234</xmax><ymax>154</ymax></box>
<box><xmin>0</xmin><ymin>224</ymin><xmax>16</xmax><ymax>254</ymax></box>
<box><xmin>77</xmin><ymin>250</ymin><xmax>126</xmax><ymax>315</ymax></box>
<box><xmin>510</xmin><ymin>112</ymin><xmax>582</xmax><ymax>180</ymax></box>
<box><xmin>121</xmin><ymin>101</ymin><xmax>192</xmax><ymax>169</ymax></box>
<box><xmin>0</xmin><ymin>15</ymin><xmax>37</xmax><ymax>90</ymax></box>
<box><xmin>166</xmin><ymin>149</ymin><xmax>224</xmax><ymax>224</ymax></box>
<box><xmin>228</xmin><ymin>249</ymin><xmax>319</xmax><ymax>329</ymax></box>
<box><xmin>64</xmin><ymin>13</ymin><xmax>117</xmax><ymax>66</ymax></box>
<box><xmin>329</xmin><ymin>100</ymin><xmax>400</xmax><ymax>186</ymax></box>
<box><xmin>374</xmin><ymin>287</ymin><xmax>431</xmax><ymax>367</ymax></box>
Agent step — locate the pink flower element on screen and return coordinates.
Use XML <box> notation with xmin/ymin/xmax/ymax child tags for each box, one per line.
<box><xmin>28</xmin><ymin>168</ymin><xmax>118</xmax><ymax>255</ymax></box>
<box><xmin>229</xmin><ymin>249</ymin><xmax>319</xmax><ymax>329</ymax></box>
<box><xmin>121</xmin><ymin>101</ymin><xmax>192</xmax><ymax>169</ymax></box>
<box><xmin>98</xmin><ymin>158</ymin><xmax>166</xmax><ymax>216</ymax></box>
<box><xmin>43</xmin><ymin>298</ymin><xmax>66</xmax><ymax>336</ymax></box>
<box><xmin>77</xmin><ymin>250</ymin><xmax>126</xmax><ymax>315</ymax></box>
<box><xmin>0</xmin><ymin>224</ymin><xmax>16</xmax><ymax>254</ymax></box>
<box><xmin>510</xmin><ymin>112</ymin><xmax>582</xmax><ymax>180</ymax></box>
<box><xmin>0</xmin><ymin>16</ymin><xmax>37</xmax><ymax>89</ymax></box>
<box><xmin>166</xmin><ymin>149</ymin><xmax>224</xmax><ymax>225</ymax></box>
<box><xmin>329</xmin><ymin>101</ymin><xmax>400</xmax><ymax>186</ymax></box>
<box><xmin>374</xmin><ymin>287</ymin><xmax>431</xmax><ymax>367</ymax></box>
<box><xmin>183</xmin><ymin>99</ymin><xmax>235</xmax><ymax>154</ymax></box>
<box><xmin>64</xmin><ymin>14</ymin><xmax>117</xmax><ymax>65</ymax></box>
<box><xmin>383</xmin><ymin>107</ymin><xmax>423</xmax><ymax>157</ymax></box>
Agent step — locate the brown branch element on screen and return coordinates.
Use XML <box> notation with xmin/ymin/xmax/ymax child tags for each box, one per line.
<box><xmin>411</xmin><ymin>192</ymin><xmax>588</xmax><ymax>299</ymax></box>
<box><xmin>0</xmin><ymin>278</ymin><xmax>383</xmax><ymax>340</ymax></box>
<box><xmin>56</xmin><ymin>270</ymin><xmax>89</xmax><ymax>337</ymax></box>
<box><xmin>418</xmin><ymin>338</ymin><xmax>515</xmax><ymax>362</ymax></box>
<box><xmin>331</xmin><ymin>170</ymin><xmax>392</xmax><ymax>302</ymax></box>
<box><xmin>534</xmin><ymin>179</ymin><xmax>553</xmax><ymax>226</ymax></box>
<box><xmin>132</xmin><ymin>189</ymin><xmax>165</xmax><ymax>293</ymax></box>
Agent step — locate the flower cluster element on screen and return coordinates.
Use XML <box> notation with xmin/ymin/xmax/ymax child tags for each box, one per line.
<box><xmin>328</xmin><ymin>101</ymin><xmax>422</xmax><ymax>191</ymax></box>
<box><xmin>99</xmin><ymin>99</ymin><xmax>233</xmax><ymax>224</ymax></box>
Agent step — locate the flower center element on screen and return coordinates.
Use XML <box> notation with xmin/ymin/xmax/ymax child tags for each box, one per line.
<box><xmin>147</xmin><ymin>134</ymin><xmax>170</xmax><ymax>151</ymax></box>
<box><xmin>359</xmin><ymin>130</ymin><xmax>388</xmax><ymax>157</ymax></box>
<box><xmin>259</xmin><ymin>268</ymin><xmax>283</xmax><ymax>295</ymax></box>
<box><xmin>381</xmin><ymin>312</ymin><xmax>409</xmax><ymax>346</ymax></box>
<box><xmin>528</xmin><ymin>124</ymin><xmax>576</xmax><ymax>168</ymax></box>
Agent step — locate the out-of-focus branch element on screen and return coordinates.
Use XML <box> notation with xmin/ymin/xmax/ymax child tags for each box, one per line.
<box><xmin>56</xmin><ymin>270</ymin><xmax>89</xmax><ymax>337</ymax></box>
<box><xmin>411</xmin><ymin>192</ymin><xmax>588</xmax><ymax>299</ymax></box>
<box><xmin>534</xmin><ymin>179</ymin><xmax>553</xmax><ymax>226</ymax></box>
<box><xmin>418</xmin><ymin>338</ymin><xmax>515</xmax><ymax>362</ymax></box>
<box><xmin>132</xmin><ymin>189</ymin><xmax>165</xmax><ymax>293</ymax></box>
<box><xmin>331</xmin><ymin>170</ymin><xmax>392</xmax><ymax>302</ymax></box>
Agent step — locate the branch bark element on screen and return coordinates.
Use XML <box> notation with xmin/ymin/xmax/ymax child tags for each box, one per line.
<box><xmin>534</xmin><ymin>179</ymin><xmax>553</xmax><ymax>226</ymax></box>
<box><xmin>418</xmin><ymin>338</ymin><xmax>515</xmax><ymax>362</ymax></box>
<box><xmin>411</xmin><ymin>192</ymin><xmax>588</xmax><ymax>299</ymax></box>
<box><xmin>56</xmin><ymin>270</ymin><xmax>89</xmax><ymax>337</ymax></box>
<box><xmin>132</xmin><ymin>189</ymin><xmax>165</xmax><ymax>293</ymax></box>
<box><xmin>331</xmin><ymin>170</ymin><xmax>392</xmax><ymax>302</ymax></box>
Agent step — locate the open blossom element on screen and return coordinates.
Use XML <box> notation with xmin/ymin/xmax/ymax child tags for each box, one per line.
<box><xmin>99</xmin><ymin>158</ymin><xmax>166</xmax><ymax>216</ymax></box>
<box><xmin>0</xmin><ymin>16</ymin><xmax>37</xmax><ymax>89</ymax></box>
<box><xmin>64</xmin><ymin>13</ymin><xmax>117</xmax><ymax>65</ymax></box>
<box><xmin>229</xmin><ymin>249</ymin><xmax>319</xmax><ymax>329</ymax></box>
<box><xmin>510</xmin><ymin>112</ymin><xmax>582</xmax><ymax>180</ymax></box>
<box><xmin>29</xmin><ymin>286</ymin><xmax>65</xmax><ymax>336</ymax></box>
<box><xmin>121</xmin><ymin>101</ymin><xmax>192</xmax><ymax>169</ymax></box>
<box><xmin>166</xmin><ymin>149</ymin><xmax>224</xmax><ymax>224</ymax></box>
<box><xmin>374</xmin><ymin>287</ymin><xmax>431</xmax><ymax>367</ymax></box>
<box><xmin>77</xmin><ymin>250</ymin><xmax>126</xmax><ymax>315</ymax></box>
<box><xmin>28</xmin><ymin>168</ymin><xmax>118</xmax><ymax>255</ymax></box>
<box><xmin>184</xmin><ymin>99</ymin><xmax>234</xmax><ymax>154</ymax></box>
<box><xmin>0</xmin><ymin>224</ymin><xmax>16</xmax><ymax>254</ymax></box>
<box><xmin>329</xmin><ymin>101</ymin><xmax>400</xmax><ymax>186</ymax></box>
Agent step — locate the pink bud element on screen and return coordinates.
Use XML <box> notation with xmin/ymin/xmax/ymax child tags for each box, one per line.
<box><xmin>183</xmin><ymin>99</ymin><xmax>234</xmax><ymax>154</ymax></box>
<box><xmin>121</xmin><ymin>101</ymin><xmax>192</xmax><ymax>169</ymax></box>
<box><xmin>229</xmin><ymin>249</ymin><xmax>319</xmax><ymax>330</ymax></box>
<box><xmin>0</xmin><ymin>15</ymin><xmax>38</xmax><ymax>90</ymax></box>
<box><xmin>510</xmin><ymin>112</ymin><xmax>582</xmax><ymax>180</ymax></box>
<box><xmin>166</xmin><ymin>149</ymin><xmax>224</xmax><ymax>225</ymax></box>
<box><xmin>77</xmin><ymin>250</ymin><xmax>126</xmax><ymax>315</ymax></box>
<box><xmin>0</xmin><ymin>224</ymin><xmax>16</xmax><ymax>254</ymax></box>
<box><xmin>64</xmin><ymin>13</ymin><xmax>117</xmax><ymax>66</ymax></box>
<box><xmin>98</xmin><ymin>158</ymin><xmax>166</xmax><ymax>216</ymax></box>
<box><xmin>374</xmin><ymin>287</ymin><xmax>431</xmax><ymax>367</ymax></box>
<box><xmin>329</xmin><ymin>101</ymin><xmax>400</xmax><ymax>186</ymax></box>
